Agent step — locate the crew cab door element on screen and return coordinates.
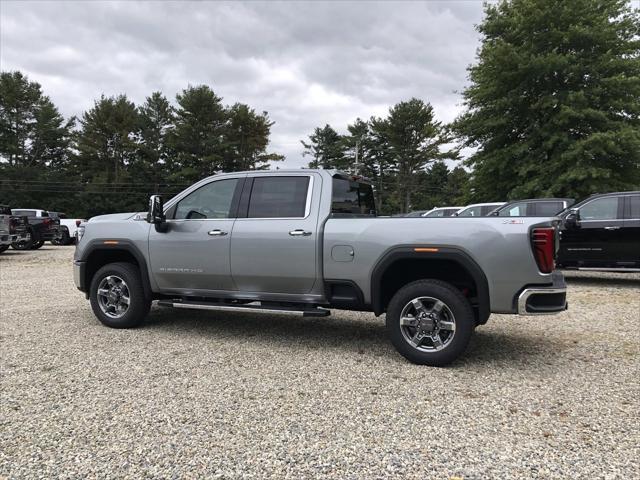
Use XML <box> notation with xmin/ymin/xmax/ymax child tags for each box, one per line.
<box><xmin>148</xmin><ymin>176</ymin><xmax>244</xmax><ymax>293</ymax></box>
<box><xmin>230</xmin><ymin>173</ymin><xmax>320</xmax><ymax>294</ymax></box>
<box><xmin>559</xmin><ymin>195</ymin><xmax>624</xmax><ymax>267</ymax></box>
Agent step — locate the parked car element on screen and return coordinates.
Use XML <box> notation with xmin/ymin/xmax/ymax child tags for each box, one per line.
<box><xmin>404</xmin><ymin>210</ymin><xmax>429</xmax><ymax>217</ymax></box>
<box><xmin>557</xmin><ymin>191</ymin><xmax>640</xmax><ymax>271</ymax></box>
<box><xmin>10</xmin><ymin>209</ymin><xmax>61</xmax><ymax>250</ymax></box>
<box><xmin>73</xmin><ymin>170</ymin><xmax>567</xmax><ymax>366</ymax></box>
<box><xmin>455</xmin><ymin>202</ymin><xmax>506</xmax><ymax>217</ymax></box>
<box><xmin>422</xmin><ymin>207</ymin><xmax>464</xmax><ymax>217</ymax></box>
<box><xmin>0</xmin><ymin>205</ymin><xmax>28</xmax><ymax>253</ymax></box>
<box><xmin>488</xmin><ymin>198</ymin><xmax>574</xmax><ymax>217</ymax></box>
<box><xmin>48</xmin><ymin>212</ymin><xmax>87</xmax><ymax>245</ymax></box>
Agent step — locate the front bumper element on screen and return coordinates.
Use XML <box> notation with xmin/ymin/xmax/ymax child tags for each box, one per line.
<box><xmin>517</xmin><ymin>271</ymin><xmax>567</xmax><ymax>315</ymax></box>
<box><xmin>73</xmin><ymin>260</ymin><xmax>86</xmax><ymax>291</ymax></box>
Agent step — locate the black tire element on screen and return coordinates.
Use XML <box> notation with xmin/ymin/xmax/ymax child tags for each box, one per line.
<box><xmin>89</xmin><ymin>262</ymin><xmax>151</xmax><ymax>328</ymax></box>
<box><xmin>386</xmin><ymin>279</ymin><xmax>474</xmax><ymax>367</ymax></box>
<box><xmin>51</xmin><ymin>229</ymin><xmax>70</xmax><ymax>246</ymax></box>
<box><xmin>12</xmin><ymin>228</ymin><xmax>35</xmax><ymax>250</ymax></box>
<box><xmin>0</xmin><ymin>245</ymin><xmax>8</xmax><ymax>253</ymax></box>
<box><xmin>31</xmin><ymin>240</ymin><xmax>44</xmax><ymax>249</ymax></box>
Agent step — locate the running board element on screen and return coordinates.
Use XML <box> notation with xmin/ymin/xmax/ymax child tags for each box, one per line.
<box><xmin>577</xmin><ymin>267</ymin><xmax>640</xmax><ymax>273</ymax></box>
<box><xmin>157</xmin><ymin>300</ymin><xmax>331</xmax><ymax>317</ymax></box>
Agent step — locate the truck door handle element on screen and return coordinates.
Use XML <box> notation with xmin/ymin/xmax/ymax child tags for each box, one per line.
<box><xmin>289</xmin><ymin>229</ymin><xmax>312</xmax><ymax>237</ymax></box>
<box><xmin>208</xmin><ymin>229</ymin><xmax>228</xmax><ymax>236</ymax></box>
<box><xmin>604</xmin><ymin>226</ymin><xmax>620</xmax><ymax>230</ymax></box>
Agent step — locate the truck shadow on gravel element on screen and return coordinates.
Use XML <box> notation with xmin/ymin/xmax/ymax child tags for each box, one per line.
<box><xmin>144</xmin><ymin>307</ymin><xmax>557</xmax><ymax>366</ymax></box>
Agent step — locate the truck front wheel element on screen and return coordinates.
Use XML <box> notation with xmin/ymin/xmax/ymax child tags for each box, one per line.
<box><xmin>89</xmin><ymin>262</ymin><xmax>150</xmax><ymax>328</ymax></box>
<box><xmin>386</xmin><ymin>279</ymin><xmax>474</xmax><ymax>367</ymax></box>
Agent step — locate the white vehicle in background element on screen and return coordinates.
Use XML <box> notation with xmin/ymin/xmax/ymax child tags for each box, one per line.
<box><xmin>455</xmin><ymin>202</ymin><xmax>506</xmax><ymax>217</ymax></box>
<box><xmin>422</xmin><ymin>206</ymin><xmax>464</xmax><ymax>217</ymax></box>
<box><xmin>49</xmin><ymin>212</ymin><xmax>86</xmax><ymax>245</ymax></box>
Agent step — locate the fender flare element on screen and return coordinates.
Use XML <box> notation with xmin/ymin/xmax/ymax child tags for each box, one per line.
<box><xmin>79</xmin><ymin>239</ymin><xmax>153</xmax><ymax>301</ymax></box>
<box><xmin>370</xmin><ymin>246</ymin><xmax>490</xmax><ymax>323</ymax></box>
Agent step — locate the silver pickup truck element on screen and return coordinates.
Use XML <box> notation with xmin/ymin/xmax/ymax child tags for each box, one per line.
<box><xmin>73</xmin><ymin>170</ymin><xmax>567</xmax><ymax>366</ymax></box>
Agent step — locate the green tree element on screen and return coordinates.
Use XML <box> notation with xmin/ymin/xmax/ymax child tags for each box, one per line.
<box><xmin>0</xmin><ymin>71</ymin><xmax>74</xmax><ymax>168</ymax></box>
<box><xmin>222</xmin><ymin>103</ymin><xmax>283</xmax><ymax>171</ymax></box>
<box><xmin>454</xmin><ymin>0</ymin><xmax>640</xmax><ymax>201</ymax></box>
<box><xmin>137</xmin><ymin>91</ymin><xmax>174</xmax><ymax>187</ymax></box>
<box><xmin>76</xmin><ymin>94</ymin><xmax>140</xmax><ymax>183</ymax></box>
<box><xmin>301</xmin><ymin>124</ymin><xmax>347</xmax><ymax>169</ymax></box>
<box><xmin>446</xmin><ymin>166</ymin><xmax>471</xmax><ymax>205</ymax></box>
<box><xmin>377</xmin><ymin>99</ymin><xmax>455</xmax><ymax>213</ymax></box>
<box><xmin>355</xmin><ymin>117</ymin><xmax>396</xmax><ymax>213</ymax></box>
<box><xmin>169</xmin><ymin>85</ymin><xmax>227</xmax><ymax>183</ymax></box>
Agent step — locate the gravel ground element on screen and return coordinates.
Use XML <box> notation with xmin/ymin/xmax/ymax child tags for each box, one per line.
<box><xmin>1</xmin><ymin>246</ymin><xmax>639</xmax><ymax>479</ymax></box>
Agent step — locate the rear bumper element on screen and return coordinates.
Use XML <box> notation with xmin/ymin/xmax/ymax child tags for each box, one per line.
<box><xmin>41</xmin><ymin>227</ymin><xmax>62</xmax><ymax>240</ymax></box>
<box><xmin>1</xmin><ymin>233</ymin><xmax>27</xmax><ymax>244</ymax></box>
<box><xmin>517</xmin><ymin>272</ymin><xmax>567</xmax><ymax>315</ymax></box>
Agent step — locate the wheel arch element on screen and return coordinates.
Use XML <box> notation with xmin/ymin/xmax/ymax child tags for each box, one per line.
<box><xmin>81</xmin><ymin>240</ymin><xmax>152</xmax><ymax>301</ymax></box>
<box><xmin>370</xmin><ymin>246</ymin><xmax>490</xmax><ymax>324</ymax></box>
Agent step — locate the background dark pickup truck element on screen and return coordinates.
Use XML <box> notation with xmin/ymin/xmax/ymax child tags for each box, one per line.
<box><xmin>10</xmin><ymin>209</ymin><xmax>61</xmax><ymax>250</ymax></box>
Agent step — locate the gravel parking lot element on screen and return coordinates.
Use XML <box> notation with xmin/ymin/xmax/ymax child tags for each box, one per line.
<box><xmin>1</xmin><ymin>246</ymin><xmax>639</xmax><ymax>479</ymax></box>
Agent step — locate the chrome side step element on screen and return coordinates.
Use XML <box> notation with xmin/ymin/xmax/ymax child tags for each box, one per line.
<box><xmin>577</xmin><ymin>267</ymin><xmax>640</xmax><ymax>273</ymax></box>
<box><xmin>157</xmin><ymin>300</ymin><xmax>331</xmax><ymax>317</ymax></box>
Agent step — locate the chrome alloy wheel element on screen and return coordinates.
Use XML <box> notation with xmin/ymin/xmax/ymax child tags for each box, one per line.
<box><xmin>97</xmin><ymin>275</ymin><xmax>131</xmax><ymax>319</ymax></box>
<box><xmin>399</xmin><ymin>296</ymin><xmax>456</xmax><ymax>352</ymax></box>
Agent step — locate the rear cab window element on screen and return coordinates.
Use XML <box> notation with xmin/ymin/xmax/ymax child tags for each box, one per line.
<box><xmin>331</xmin><ymin>177</ymin><xmax>376</xmax><ymax>216</ymax></box>
<box><xmin>536</xmin><ymin>201</ymin><xmax>564</xmax><ymax>216</ymax></box>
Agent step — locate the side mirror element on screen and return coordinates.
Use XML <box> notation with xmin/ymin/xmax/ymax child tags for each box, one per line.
<box><xmin>564</xmin><ymin>209</ymin><xmax>580</xmax><ymax>229</ymax></box>
<box><xmin>146</xmin><ymin>195</ymin><xmax>166</xmax><ymax>229</ymax></box>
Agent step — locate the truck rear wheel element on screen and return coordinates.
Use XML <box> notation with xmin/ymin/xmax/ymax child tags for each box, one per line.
<box><xmin>386</xmin><ymin>279</ymin><xmax>474</xmax><ymax>366</ymax></box>
<box><xmin>89</xmin><ymin>262</ymin><xmax>150</xmax><ymax>328</ymax></box>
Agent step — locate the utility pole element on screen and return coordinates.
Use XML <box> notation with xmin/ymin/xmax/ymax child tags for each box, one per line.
<box><xmin>354</xmin><ymin>139</ymin><xmax>361</xmax><ymax>176</ymax></box>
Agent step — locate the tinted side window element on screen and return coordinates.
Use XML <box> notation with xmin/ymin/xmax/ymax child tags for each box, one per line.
<box><xmin>174</xmin><ymin>179</ymin><xmax>240</xmax><ymax>219</ymax></box>
<box><xmin>331</xmin><ymin>178</ymin><xmax>376</xmax><ymax>215</ymax></box>
<box><xmin>628</xmin><ymin>195</ymin><xmax>640</xmax><ymax>219</ymax></box>
<box><xmin>426</xmin><ymin>210</ymin><xmax>445</xmax><ymax>217</ymax></box>
<box><xmin>579</xmin><ymin>197</ymin><xmax>620</xmax><ymax>220</ymax></box>
<box><xmin>458</xmin><ymin>206</ymin><xmax>481</xmax><ymax>217</ymax></box>
<box><xmin>248</xmin><ymin>177</ymin><xmax>309</xmax><ymax>218</ymax></box>
<box><xmin>499</xmin><ymin>202</ymin><xmax>527</xmax><ymax>216</ymax></box>
<box><xmin>12</xmin><ymin>210</ymin><xmax>35</xmax><ymax>216</ymax></box>
<box><xmin>536</xmin><ymin>201</ymin><xmax>564</xmax><ymax>216</ymax></box>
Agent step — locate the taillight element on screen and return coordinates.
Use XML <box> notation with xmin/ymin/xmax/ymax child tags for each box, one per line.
<box><xmin>9</xmin><ymin>218</ymin><xmax>17</xmax><ymax>233</ymax></box>
<box><xmin>43</xmin><ymin>218</ymin><xmax>51</xmax><ymax>226</ymax></box>
<box><xmin>76</xmin><ymin>220</ymin><xmax>81</xmax><ymax>227</ymax></box>
<box><xmin>531</xmin><ymin>227</ymin><xmax>556</xmax><ymax>273</ymax></box>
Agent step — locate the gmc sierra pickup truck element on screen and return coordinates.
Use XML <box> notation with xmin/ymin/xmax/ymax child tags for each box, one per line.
<box><xmin>73</xmin><ymin>170</ymin><xmax>567</xmax><ymax>366</ymax></box>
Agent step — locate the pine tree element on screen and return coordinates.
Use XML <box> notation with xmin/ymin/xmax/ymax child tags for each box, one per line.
<box><xmin>455</xmin><ymin>0</ymin><xmax>640</xmax><ymax>200</ymax></box>
<box><xmin>223</xmin><ymin>103</ymin><xmax>283</xmax><ymax>171</ymax></box>
<box><xmin>301</xmin><ymin>124</ymin><xmax>346</xmax><ymax>169</ymax></box>
<box><xmin>168</xmin><ymin>85</ymin><xmax>227</xmax><ymax>183</ymax></box>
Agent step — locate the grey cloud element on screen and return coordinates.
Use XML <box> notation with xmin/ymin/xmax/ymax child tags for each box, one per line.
<box><xmin>0</xmin><ymin>0</ymin><xmax>484</xmax><ymax>166</ymax></box>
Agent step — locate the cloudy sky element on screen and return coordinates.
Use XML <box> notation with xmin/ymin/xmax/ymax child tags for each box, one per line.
<box><xmin>0</xmin><ymin>1</ymin><xmax>485</xmax><ymax>167</ymax></box>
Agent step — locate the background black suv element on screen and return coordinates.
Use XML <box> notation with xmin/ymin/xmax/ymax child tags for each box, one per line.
<box><xmin>557</xmin><ymin>192</ymin><xmax>640</xmax><ymax>271</ymax></box>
